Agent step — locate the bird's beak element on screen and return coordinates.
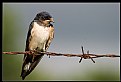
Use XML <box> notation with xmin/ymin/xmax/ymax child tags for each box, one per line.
<box><xmin>50</xmin><ymin>18</ymin><xmax>54</xmax><ymax>23</ymax></box>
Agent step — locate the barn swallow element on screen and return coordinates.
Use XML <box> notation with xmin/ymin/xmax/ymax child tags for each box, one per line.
<box><xmin>20</xmin><ymin>11</ymin><xmax>54</xmax><ymax>80</ymax></box>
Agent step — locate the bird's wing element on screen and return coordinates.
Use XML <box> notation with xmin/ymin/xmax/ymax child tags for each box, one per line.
<box><xmin>21</xmin><ymin>21</ymin><xmax>35</xmax><ymax>80</ymax></box>
<box><xmin>45</xmin><ymin>24</ymin><xmax>54</xmax><ymax>50</ymax></box>
<box><xmin>25</xmin><ymin>21</ymin><xmax>34</xmax><ymax>51</ymax></box>
<box><xmin>23</xmin><ymin>21</ymin><xmax>34</xmax><ymax>60</ymax></box>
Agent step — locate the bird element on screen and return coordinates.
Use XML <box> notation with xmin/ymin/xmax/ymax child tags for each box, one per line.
<box><xmin>20</xmin><ymin>11</ymin><xmax>54</xmax><ymax>80</ymax></box>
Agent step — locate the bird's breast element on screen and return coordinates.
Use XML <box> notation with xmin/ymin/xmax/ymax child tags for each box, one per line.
<box><xmin>33</xmin><ymin>22</ymin><xmax>49</xmax><ymax>41</ymax></box>
<box><xmin>29</xmin><ymin>22</ymin><xmax>50</xmax><ymax>50</ymax></box>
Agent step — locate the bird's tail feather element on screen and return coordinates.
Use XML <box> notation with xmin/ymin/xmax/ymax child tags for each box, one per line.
<box><xmin>21</xmin><ymin>54</ymin><xmax>44</xmax><ymax>80</ymax></box>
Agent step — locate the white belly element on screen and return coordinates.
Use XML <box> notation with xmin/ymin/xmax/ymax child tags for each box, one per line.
<box><xmin>29</xmin><ymin>22</ymin><xmax>50</xmax><ymax>51</ymax></box>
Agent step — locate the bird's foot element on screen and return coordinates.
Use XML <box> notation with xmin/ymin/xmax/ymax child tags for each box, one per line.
<box><xmin>30</xmin><ymin>50</ymin><xmax>36</xmax><ymax>62</ymax></box>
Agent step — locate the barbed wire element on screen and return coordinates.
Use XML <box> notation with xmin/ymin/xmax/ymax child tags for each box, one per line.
<box><xmin>2</xmin><ymin>46</ymin><xmax>120</xmax><ymax>63</ymax></box>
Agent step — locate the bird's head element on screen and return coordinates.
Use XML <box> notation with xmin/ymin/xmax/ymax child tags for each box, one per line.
<box><xmin>34</xmin><ymin>11</ymin><xmax>54</xmax><ymax>26</ymax></box>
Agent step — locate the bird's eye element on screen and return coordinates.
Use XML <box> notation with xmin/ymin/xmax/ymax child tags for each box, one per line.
<box><xmin>45</xmin><ymin>16</ymin><xmax>50</xmax><ymax>20</ymax></box>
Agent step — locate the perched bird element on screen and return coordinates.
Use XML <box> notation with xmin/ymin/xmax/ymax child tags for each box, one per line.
<box><xmin>20</xmin><ymin>11</ymin><xmax>54</xmax><ymax>80</ymax></box>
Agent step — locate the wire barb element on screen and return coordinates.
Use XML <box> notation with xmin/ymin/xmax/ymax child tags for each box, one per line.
<box><xmin>87</xmin><ymin>50</ymin><xmax>95</xmax><ymax>63</ymax></box>
<box><xmin>79</xmin><ymin>46</ymin><xmax>95</xmax><ymax>63</ymax></box>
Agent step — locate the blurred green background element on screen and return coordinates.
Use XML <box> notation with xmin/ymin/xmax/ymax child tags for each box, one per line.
<box><xmin>2</xmin><ymin>3</ymin><xmax>120</xmax><ymax>81</ymax></box>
